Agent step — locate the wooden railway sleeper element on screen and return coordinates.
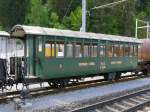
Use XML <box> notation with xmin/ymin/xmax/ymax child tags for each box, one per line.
<box><xmin>129</xmin><ymin>98</ymin><xmax>144</xmax><ymax>104</ymax></box>
<box><xmin>114</xmin><ymin>103</ymin><xmax>127</xmax><ymax>110</ymax></box>
<box><xmin>121</xmin><ymin>101</ymin><xmax>136</xmax><ymax>107</ymax></box>
<box><xmin>105</xmin><ymin>106</ymin><xmax>120</xmax><ymax>112</ymax></box>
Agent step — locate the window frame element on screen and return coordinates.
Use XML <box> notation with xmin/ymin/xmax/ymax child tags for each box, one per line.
<box><xmin>119</xmin><ymin>43</ymin><xmax>124</xmax><ymax>57</ymax></box>
<box><xmin>124</xmin><ymin>43</ymin><xmax>130</xmax><ymax>57</ymax></box>
<box><xmin>133</xmin><ymin>44</ymin><xmax>138</xmax><ymax>57</ymax></box>
<box><xmin>66</xmin><ymin>41</ymin><xmax>74</xmax><ymax>58</ymax></box>
<box><xmin>44</xmin><ymin>37</ymin><xmax>66</xmax><ymax>59</ymax></box>
<box><xmin>91</xmin><ymin>41</ymin><xmax>98</xmax><ymax>58</ymax></box>
<box><xmin>83</xmin><ymin>42</ymin><xmax>91</xmax><ymax>58</ymax></box>
<box><xmin>55</xmin><ymin>41</ymin><xmax>65</xmax><ymax>58</ymax></box>
<box><xmin>113</xmin><ymin>44</ymin><xmax>120</xmax><ymax>57</ymax></box>
<box><xmin>107</xmin><ymin>41</ymin><xmax>114</xmax><ymax>58</ymax></box>
<box><xmin>44</xmin><ymin>40</ymin><xmax>55</xmax><ymax>58</ymax></box>
<box><xmin>75</xmin><ymin>39</ymin><xmax>84</xmax><ymax>58</ymax></box>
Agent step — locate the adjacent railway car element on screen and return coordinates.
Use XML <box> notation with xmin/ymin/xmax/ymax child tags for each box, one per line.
<box><xmin>0</xmin><ymin>31</ymin><xmax>10</xmax><ymax>59</ymax></box>
<box><xmin>0</xmin><ymin>31</ymin><xmax>9</xmax><ymax>84</ymax></box>
<box><xmin>138</xmin><ymin>39</ymin><xmax>150</xmax><ymax>74</ymax></box>
<box><xmin>10</xmin><ymin>25</ymin><xmax>142</xmax><ymax>86</ymax></box>
<box><xmin>0</xmin><ymin>31</ymin><xmax>24</xmax><ymax>86</ymax></box>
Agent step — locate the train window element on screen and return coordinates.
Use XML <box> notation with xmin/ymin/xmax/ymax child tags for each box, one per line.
<box><xmin>84</xmin><ymin>44</ymin><xmax>91</xmax><ymax>57</ymax></box>
<box><xmin>108</xmin><ymin>45</ymin><xmax>113</xmax><ymax>58</ymax></box>
<box><xmin>38</xmin><ymin>37</ymin><xmax>43</xmax><ymax>52</ymax></box>
<box><xmin>75</xmin><ymin>43</ymin><xmax>83</xmax><ymax>58</ymax></box>
<box><xmin>129</xmin><ymin>45</ymin><xmax>134</xmax><ymax>57</ymax></box>
<box><xmin>56</xmin><ymin>42</ymin><xmax>64</xmax><ymax>58</ymax></box>
<box><xmin>91</xmin><ymin>45</ymin><xmax>97</xmax><ymax>57</ymax></box>
<box><xmin>113</xmin><ymin>45</ymin><xmax>120</xmax><ymax>57</ymax></box>
<box><xmin>99</xmin><ymin>45</ymin><xmax>105</xmax><ymax>57</ymax></box>
<box><xmin>134</xmin><ymin>45</ymin><xmax>138</xmax><ymax>57</ymax></box>
<box><xmin>119</xmin><ymin>45</ymin><xmax>124</xmax><ymax>57</ymax></box>
<box><xmin>124</xmin><ymin>45</ymin><xmax>129</xmax><ymax>57</ymax></box>
<box><xmin>66</xmin><ymin>42</ymin><xmax>73</xmax><ymax>58</ymax></box>
<box><xmin>45</xmin><ymin>41</ymin><xmax>55</xmax><ymax>57</ymax></box>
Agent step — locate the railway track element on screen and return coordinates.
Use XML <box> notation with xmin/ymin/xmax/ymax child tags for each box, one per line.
<box><xmin>0</xmin><ymin>74</ymin><xmax>149</xmax><ymax>103</ymax></box>
<box><xmin>70</xmin><ymin>86</ymin><xmax>150</xmax><ymax>112</ymax></box>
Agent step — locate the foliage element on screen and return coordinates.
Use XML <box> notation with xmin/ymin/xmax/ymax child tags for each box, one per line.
<box><xmin>25</xmin><ymin>0</ymin><xmax>49</xmax><ymax>27</ymax></box>
<box><xmin>68</xmin><ymin>6</ymin><xmax>82</xmax><ymax>31</ymax></box>
<box><xmin>0</xmin><ymin>0</ymin><xmax>29</xmax><ymax>30</ymax></box>
<box><xmin>47</xmin><ymin>0</ymin><xmax>81</xmax><ymax>19</ymax></box>
<box><xmin>49</xmin><ymin>12</ymin><xmax>66</xmax><ymax>29</ymax></box>
<box><xmin>0</xmin><ymin>22</ymin><xmax>3</xmax><ymax>30</ymax></box>
<box><xmin>0</xmin><ymin>0</ymin><xmax>150</xmax><ymax>38</ymax></box>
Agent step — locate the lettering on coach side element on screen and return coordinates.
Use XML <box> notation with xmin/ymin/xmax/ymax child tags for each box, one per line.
<box><xmin>78</xmin><ymin>62</ymin><xmax>96</xmax><ymax>67</ymax></box>
<box><xmin>111</xmin><ymin>61</ymin><xmax>122</xmax><ymax>65</ymax></box>
<box><xmin>100</xmin><ymin>62</ymin><xmax>106</xmax><ymax>70</ymax></box>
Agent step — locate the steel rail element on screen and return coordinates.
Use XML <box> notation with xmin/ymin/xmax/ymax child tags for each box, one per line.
<box><xmin>70</xmin><ymin>87</ymin><xmax>150</xmax><ymax>112</ymax></box>
<box><xmin>0</xmin><ymin>74</ymin><xmax>149</xmax><ymax>103</ymax></box>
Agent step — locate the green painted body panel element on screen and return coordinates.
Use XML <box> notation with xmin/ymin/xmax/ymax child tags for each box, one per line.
<box><xmin>36</xmin><ymin>57</ymin><xmax>137</xmax><ymax>79</ymax></box>
<box><xmin>38</xmin><ymin>58</ymin><xmax>99</xmax><ymax>79</ymax></box>
<box><xmin>25</xmin><ymin>35</ymin><xmax>138</xmax><ymax>79</ymax></box>
<box><xmin>26</xmin><ymin>36</ymin><xmax>35</xmax><ymax>76</ymax></box>
<box><xmin>104</xmin><ymin>57</ymin><xmax>137</xmax><ymax>72</ymax></box>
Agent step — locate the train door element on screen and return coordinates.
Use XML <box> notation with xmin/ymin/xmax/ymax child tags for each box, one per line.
<box><xmin>34</xmin><ymin>36</ymin><xmax>43</xmax><ymax>77</ymax></box>
<box><xmin>99</xmin><ymin>41</ymin><xmax>106</xmax><ymax>72</ymax></box>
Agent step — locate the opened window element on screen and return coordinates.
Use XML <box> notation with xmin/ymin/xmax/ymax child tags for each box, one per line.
<box><xmin>119</xmin><ymin>45</ymin><xmax>124</xmax><ymax>57</ymax></box>
<box><xmin>56</xmin><ymin>42</ymin><xmax>64</xmax><ymax>58</ymax></box>
<box><xmin>113</xmin><ymin>45</ymin><xmax>120</xmax><ymax>57</ymax></box>
<box><xmin>66</xmin><ymin>42</ymin><xmax>73</xmax><ymax>58</ymax></box>
<box><xmin>45</xmin><ymin>41</ymin><xmax>55</xmax><ymax>57</ymax></box>
<box><xmin>91</xmin><ymin>45</ymin><xmax>97</xmax><ymax>57</ymax></box>
<box><xmin>129</xmin><ymin>45</ymin><xmax>134</xmax><ymax>57</ymax></box>
<box><xmin>108</xmin><ymin>45</ymin><xmax>113</xmax><ymax>58</ymax></box>
<box><xmin>134</xmin><ymin>45</ymin><xmax>138</xmax><ymax>57</ymax></box>
<box><xmin>75</xmin><ymin>43</ymin><xmax>83</xmax><ymax>58</ymax></box>
<box><xmin>84</xmin><ymin>44</ymin><xmax>91</xmax><ymax>57</ymax></box>
<box><xmin>124</xmin><ymin>45</ymin><xmax>130</xmax><ymax>57</ymax></box>
<box><xmin>99</xmin><ymin>45</ymin><xmax>105</xmax><ymax>57</ymax></box>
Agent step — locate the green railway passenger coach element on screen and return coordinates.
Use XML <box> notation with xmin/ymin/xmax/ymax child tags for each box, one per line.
<box><xmin>11</xmin><ymin>25</ymin><xmax>142</xmax><ymax>81</ymax></box>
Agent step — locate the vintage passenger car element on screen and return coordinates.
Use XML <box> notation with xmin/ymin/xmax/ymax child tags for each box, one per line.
<box><xmin>10</xmin><ymin>25</ymin><xmax>142</xmax><ymax>86</ymax></box>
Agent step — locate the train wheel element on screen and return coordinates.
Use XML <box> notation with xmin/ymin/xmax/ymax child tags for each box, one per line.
<box><xmin>5</xmin><ymin>78</ymin><xmax>14</xmax><ymax>90</ymax></box>
<box><xmin>0</xmin><ymin>80</ymin><xmax>4</xmax><ymax>92</ymax></box>
<box><xmin>5</xmin><ymin>85</ymin><xmax>13</xmax><ymax>90</ymax></box>
<box><xmin>48</xmin><ymin>82</ymin><xmax>56</xmax><ymax>88</ymax></box>
<box><xmin>115</xmin><ymin>73</ymin><xmax>121</xmax><ymax>80</ymax></box>
<box><xmin>104</xmin><ymin>73</ymin><xmax>117</xmax><ymax>81</ymax></box>
<box><xmin>16</xmin><ymin>83</ymin><xmax>29</xmax><ymax>91</ymax></box>
<box><xmin>142</xmin><ymin>70</ymin><xmax>148</xmax><ymax>76</ymax></box>
<box><xmin>16</xmin><ymin>83</ymin><xmax>23</xmax><ymax>91</ymax></box>
<box><xmin>103</xmin><ymin>75</ymin><xmax>108</xmax><ymax>81</ymax></box>
<box><xmin>48</xmin><ymin>80</ymin><xmax>69</xmax><ymax>88</ymax></box>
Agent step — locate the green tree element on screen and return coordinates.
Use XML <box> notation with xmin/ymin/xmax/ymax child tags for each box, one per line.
<box><xmin>88</xmin><ymin>0</ymin><xmax>137</xmax><ymax>36</ymax></box>
<box><xmin>25</xmin><ymin>0</ymin><xmax>49</xmax><ymax>26</ymax></box>
<box><xmin>68</xmin><ymin>6</ymin><xmax>82</xmax><ymax>31</ymax></box>
<box><xmin>48</xmin><ymin>0</ymin><xmax>81</xmax><ymax>19</ymax></box>
<box><xmin>49</xmin><ymin>12</ymin><xmax>66</xmax><ymax>29</ymax></box>
<box><xmin>0</xmin><ymin>23</ymin><xmax>3</xmax><ymax>30</ymax></box>
<box><xmin>0</xmin><ymin>0</ymin><xmax>29</xmax><ymax>29</ymax></box>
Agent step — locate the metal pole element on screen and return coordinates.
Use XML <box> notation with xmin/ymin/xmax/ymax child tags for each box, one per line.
<box><xmin>147</xmin><ymin>22</ymin><xmax>149</xmax><ymax>39</ymax></box>
<box><xmin>82</xmin><ymin>0</ymin><xmax>86</xmax><ymax>32</ymax></box>
<box><xmin>135</xmin><ymin>19</ymin><xmax>138</xmax><ymax>38</ymax></box>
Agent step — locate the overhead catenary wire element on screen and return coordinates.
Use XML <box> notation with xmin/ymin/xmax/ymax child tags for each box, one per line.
<box><xmin>92</xmin><ymin>0</ymin><xmax>128</xmax><ymax>10</ymax></box>
<box><xmin>62</xmin><ymin>0</ymin><xmax>74</xmax><ymax>22</ymax></box>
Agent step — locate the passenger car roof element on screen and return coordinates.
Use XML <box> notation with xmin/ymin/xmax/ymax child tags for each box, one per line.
<box><xmin>0</xmin><ymin>31</ymin><xmax>9</xmax><ymax>37</ymax></box>
<box><xmin>11</xmin><ymin>25</ymin><xmax>142</xmax><ymax>43</ymax></box>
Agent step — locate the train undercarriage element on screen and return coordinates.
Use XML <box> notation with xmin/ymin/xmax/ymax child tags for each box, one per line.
<box><xmin>0</xmin><ymin>56</ymin><xmax>149</xmax><ymax>91</ymax></box>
